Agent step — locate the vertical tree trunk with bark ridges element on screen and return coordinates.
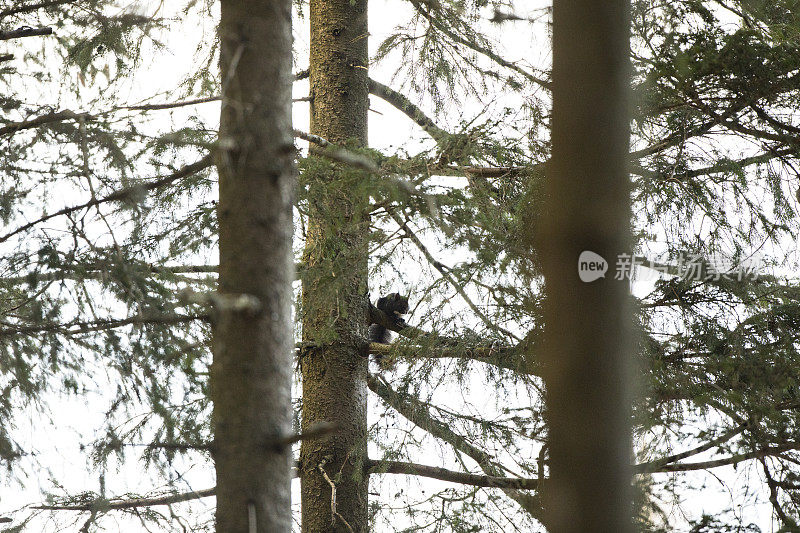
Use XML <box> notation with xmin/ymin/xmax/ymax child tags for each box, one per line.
<box><xmin>300</xmin><ymin>0</ymin><xmax>370</xmax><ymax>531</ymax></box>
<box><xmin>213</xmin><ymin>0</ymin><xmax>295</xmax><ymax>531</ymax></box>
<box><xmin>537</xmin><ymin>1</ymin><xmax>634</xmax><ymax>531</ymax></box>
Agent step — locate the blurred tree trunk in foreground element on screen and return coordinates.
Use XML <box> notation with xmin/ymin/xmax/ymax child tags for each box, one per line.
<box><xmin>212</xmin><ymin>0</ymin><xmax>296</xmax><ymax>531</ymax></box>
<box><xmin>537</xmin><ymin>1</ymin><xmax>634</xmax><ymax>531</ymax></box>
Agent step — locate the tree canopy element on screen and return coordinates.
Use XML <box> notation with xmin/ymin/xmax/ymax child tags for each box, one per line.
<box><xmin>1</xmin><ymin>0</ymin><xmax>800</xmax><ymax>531</ymax></box>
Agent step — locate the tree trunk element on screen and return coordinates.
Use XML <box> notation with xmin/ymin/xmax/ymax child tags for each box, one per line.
<box><xmin>212</xmin><ymin>0</ymin><xmax>295</xmax><ymax>531</ymax></box>
<box><xmin>299</xmin><ymin>0</ymin><xmax>370</xmax><ymax>531</ymax></box>
<box><xmin>537</xmin><ymin>1</ymin><xmax>634</xmax><ymax>531</ymax></box>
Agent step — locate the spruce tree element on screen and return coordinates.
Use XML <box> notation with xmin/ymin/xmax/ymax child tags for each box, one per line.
<box><xmin>213</xmin><ymin>0</ymin><xmax>295</xmax><ymax>531</ymax></box>
<box><xmin>299</xmin><ymin>0</ymin><xmax>371</xmax><ymax>530</ymax></box>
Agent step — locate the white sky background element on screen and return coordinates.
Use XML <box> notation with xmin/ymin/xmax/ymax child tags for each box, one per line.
<box><xmin>0</xmin><ymin>0</ymin><xmax>791</xmax><ymax>530</ymax></box>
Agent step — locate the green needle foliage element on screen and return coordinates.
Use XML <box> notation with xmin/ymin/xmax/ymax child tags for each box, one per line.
<box><xmin>1</xmin><ymin>0</ymin><xmax>800</xmax><ymax>531</ymax></box>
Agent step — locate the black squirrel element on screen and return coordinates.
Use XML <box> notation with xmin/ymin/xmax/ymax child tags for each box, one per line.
<box><xmin>369</xmin><ymin>293</ymin><xmax>409</xmax><ymax>364</ymax></box>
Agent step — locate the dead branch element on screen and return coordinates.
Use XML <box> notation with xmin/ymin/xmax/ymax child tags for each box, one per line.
<box><xmin>33</xmin><ymin>488</ymin><xmax>216</xmax><ymax>512</ymax></box>
<box><xmin>0</xmin><ymin>26</ymin><xmax>52</xmax><ymax>40</ymax></box>
<box><xmin>318</xmin><ymin>458</ymin><xmax>355</xmax><ymax>533</ymax></box>
<box><xmin>366</xmin><ymin>459</ymin><xmax>539</xmax><ymax>490</ymax></box>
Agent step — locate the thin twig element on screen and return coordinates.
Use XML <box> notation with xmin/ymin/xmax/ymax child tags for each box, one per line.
<box><xmin>0</xmin><ymin>154</ymin><xmax>213</xmax><ymax>244</ymax></box>
<box><xmin>388</xmin><ymin>210</ymin><xmax>520</xmax><ymax>341</ymax></box>
<box><xmin>318</xmin><ymin>460</ymin><xmax>356</xmax><ymax>533</ymax></box>
<box><xmin>294</xmin><ymin>129</ymin><xmax>378</xmax><ymax>172</ymax></box>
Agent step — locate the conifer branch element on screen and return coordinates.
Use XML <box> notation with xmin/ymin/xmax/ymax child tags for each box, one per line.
<box><xmin>387</xmin><ymin>210</ymin><xmax>520</xmax><ymax>341</ymax></box>
<box><xmin>635</xmin><ymin>423</ymin><xmax>748</xmax><ymax>473</ymax></box>
<box><xmin>0</xmin><ymin>313</ymin><xmax>206</xmax><ymax>337</ymax></box>
<box><xmin>367</xmin><ymin>78</ymin><xmax>450</xmax><ymax>143</ymax></box>
<box><xmin>446</xmin><ymin>165</ymin><xmax>534</xmax><ymax>178</ymax></box>
<box><xmin>367</xmin><ymin>374</ymin><xmax>544</xmax><ymax>519</ymax></box>
<box><xmin>368</xmin><ymin>341</ymin><xmax>534</xmax><ymax>374</ymax></box>
<box><xmin>294</xmin><ymin>130</ymin><xmax>378</xmax><ymax>171</ymax></box>
<box><xmin>33</xmin><ymin>488</ymin><xmax>216</xmax><ymax>511</ymax></box>
<box><xmin>409</xmin><ymin>0</ymin><xmax>550</xmax><ymax>90</ymax></box>
<box><xmin>645</xmin><ymin>443</ymin><xmax>800</xmax><ymax>473</ymax></box>
<box><xmin>115</xmin><ymin>77</ymin><xmax>450</xmax><ymax>151</ymax></box>
<box><xmin>0</xmin><ymin>155</ymin><xmax>213</xmax><ymax>244</ymax></box>
<box><xmin>1</xmin><ymin>264</ymin><xmax>218</xmax><ymax>285</ymax></box>
<box><xmin>0</xmin><ymin>110</ymin><xmax>91</xmax><ymax>136</ymax></box>
<box><xmin>0</xmin><ymin>0</ymin><xmax>77</xmax><ymax>19</ymax></box>
<box><xmin>630</xmin><ymin>148</ymin><xmax>794</xmax><ymax>182</ymax></box>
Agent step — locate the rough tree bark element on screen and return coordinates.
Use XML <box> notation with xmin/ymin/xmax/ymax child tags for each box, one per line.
<box><xmin>212</xmin><ymin>0</ymin><xmax>295</xmax><ymax>531</ymax></box>
<box><xmin>299</xmin><ymin>0</ymin><xmax>370</xmax><ymax>531</ymax></box>
<box><xmin>537</xmin><ymin>1</ymin><xmax>634</xmax><ymax>531</ymax></box>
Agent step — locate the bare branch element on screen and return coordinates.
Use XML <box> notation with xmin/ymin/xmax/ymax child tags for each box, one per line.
<box><xmin>366</xmin><ymin>459</ymin><xmax>539</xmax><ymax>490</ymax></box>
<box><xmin>368</xmin><ymin>78</ymin><xmax>450</xmax><ymax>143</ymax></box>
<box><xmin>33</xmin><ymin>488</ymin><xmax>215</xmax><ymax>512</ymax></box>
<box><xmin>271</xmin><ymin>422</ymin><xmax>338</xmax><ymax>450</ymax></box>
<box><xmin>123</xmin><ymin>96</ymin><xmax>221</xmax><ymax>112</ymax></box>
<box><xmin>0</xmin><ymin>26</ymin><xmax>52</xmax><ymax>40</ymax></box>
<box><xmin>179</xmin><ymin>289</ymin><xmax>262</xmax><ymax>315</ymax></box>
<box><xmin>318</xmin><ymin>459</ymin><xmax>356</xmax><ymax>533</ymax></box>
<box><xmin>760</xmin><ymin>457</ymin><xmax>796</xmax><ymax>528</ymax></box>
